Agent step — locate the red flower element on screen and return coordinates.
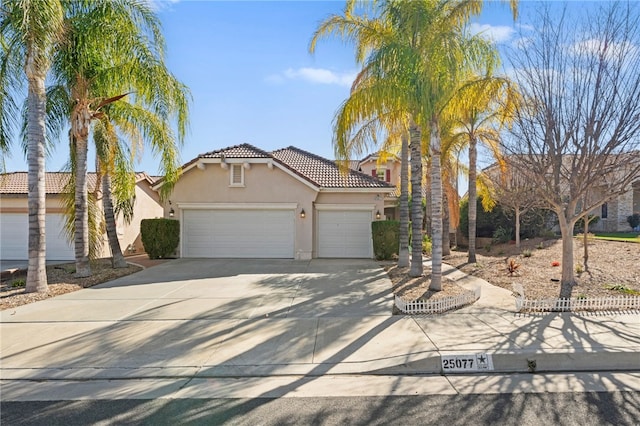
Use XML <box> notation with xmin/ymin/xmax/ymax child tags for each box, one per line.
<box><xmin>551</xmin><ymin>261</ymin><xmax>560</xmax><ymax>267</ymax></box>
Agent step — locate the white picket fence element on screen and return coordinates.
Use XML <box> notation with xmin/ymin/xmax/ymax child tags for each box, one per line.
<box><xmin>513</xmin><ymin>283</ymin><xmax>640</xmax><ymax>312</ymax></box>
<box><xmin>395</xmin><ymin>287</ymin><xmax>481</xmax><ymax>314</ymax></box>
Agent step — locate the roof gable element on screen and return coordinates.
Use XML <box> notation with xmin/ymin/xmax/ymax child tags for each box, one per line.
<box><xmin>199</xmin><ymin>143</ymin><xmax>271</xmax><ymax>159</ymax></box>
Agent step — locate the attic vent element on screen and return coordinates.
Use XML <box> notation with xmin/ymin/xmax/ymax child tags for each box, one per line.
<box><xmin>230</xmin><ymin>164</ymin><xmax>244</xmax><ymax>186</ymax></box>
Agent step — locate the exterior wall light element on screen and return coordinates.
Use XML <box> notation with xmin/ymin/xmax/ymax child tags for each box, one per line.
<box><xmin>300</xmin><ymin>208</ymin><xmax>306</xmax><ymax>219</ymax></box>
<box><xmin>169</xmin><ymin>208</ymin><xmax>175</xmax><ymax>218</ymax></box>
<box><xmin>376</xmin><ymin>210</ymin><xmax>381</xmax><ymax>220</ymax></box>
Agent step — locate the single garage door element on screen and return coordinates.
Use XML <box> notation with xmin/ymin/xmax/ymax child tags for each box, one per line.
<box><xmin>0</xmin><ymin>213</ymin><xmax>74</xmax><ymax>261</ymax></box>
<box><xmin>317</xmin><ymin>210</ymin><xmax>372</xmax><ymax>258</ymax></box>
<box><xmin>182</xmin><ymin>209</ymin><xmax>295</xmax><ymax>258</ymax></box>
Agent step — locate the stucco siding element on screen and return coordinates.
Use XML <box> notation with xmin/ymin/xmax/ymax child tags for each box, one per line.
<box><xmin>168</xmin><ymin>163</ymin><xmax>318</xmax><ymax>259</ymax></box>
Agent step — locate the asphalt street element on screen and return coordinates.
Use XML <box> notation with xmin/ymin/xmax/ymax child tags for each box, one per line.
<box><xmin>2</xmin><ymin>391</ymin><xmax>639</xmax><ymax>426</ymax></box>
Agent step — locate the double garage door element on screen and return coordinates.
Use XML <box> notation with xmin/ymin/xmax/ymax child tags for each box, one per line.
<box><xmin>182</xmin><ymin>209</ymin><xmax>295</xmax><ymax>258</ymax></box>
<box><xmin>0</xmin><ymin>213</ymin><xmax>74</xmax><ymax>261</ymax></box>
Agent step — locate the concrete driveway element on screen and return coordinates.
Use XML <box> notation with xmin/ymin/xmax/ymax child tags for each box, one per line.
<box><xmin>2</xmin><ymin>259</ymin><xmax>427</xmax><ymax>380</ymax></box>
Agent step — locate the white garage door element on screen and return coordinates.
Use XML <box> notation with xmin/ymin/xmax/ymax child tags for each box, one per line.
<box><xmin>182</xmin><ymin>209</ymin><xmax>295</xmax><ymax>258</ymax></box>
<box><xmin>0</xmin><ymin>213</ymin><xmax>74</xmax><ymax>261</ymax></box>
<box><xmin>317</xmin><ymin>210</ymin><xmax>372</xmax><ymax>258</ymax></box>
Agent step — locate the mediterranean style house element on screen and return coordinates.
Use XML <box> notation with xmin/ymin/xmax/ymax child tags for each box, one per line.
<box><xmin>153</xmin><ymin>144</ymin><xmax>394</xmax><ymax>260</ymax></box>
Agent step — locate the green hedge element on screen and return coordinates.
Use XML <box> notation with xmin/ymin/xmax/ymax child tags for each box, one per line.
<box><xmin>372</xmin><ymin>220</ymin><xmax>399</xmax><ymax>260</ymax></box>
<box><xmin>141</xmin><ymin>218</ymin><xmax>180</xmax><ymax>259</ymax></box>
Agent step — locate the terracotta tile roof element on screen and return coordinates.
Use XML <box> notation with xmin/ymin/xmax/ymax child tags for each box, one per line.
<box><xmin>271</xmin><ymin>146</ymin><xmax>392</xmax><ymax>189</ymax></box>
<box><xmin>0</xmin><ymin>172</ymin><xmax>155</xmax><ymax>194</ymax></box>
<box><xmin>0</xmin><ymin>172</ymin><xmax>98</xmax><ymax>194</ymax></box>
<box><xmin>199</xmin><ymin>143</ymin><xmax>271</xmax><ymax>159</ymax></box>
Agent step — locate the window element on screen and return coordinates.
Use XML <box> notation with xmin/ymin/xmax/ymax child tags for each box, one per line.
<box><xmin>386</xmin><ymin>169</ymin><xmax>391</xmax><ymax>182</ymax></box>
<box><xmin>230</xmin><ymin>164</ymin><xmax>244</xmax><ymax>186</ymax></box>
<box><xmin>601</xmin><ymin>202</ymin><xmax>608</xmax><ymax>219</ymax></box>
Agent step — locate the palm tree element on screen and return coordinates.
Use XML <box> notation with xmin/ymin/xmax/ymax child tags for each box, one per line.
<box><xmin>312</xmin><ymin>0</ymin><xmax>510</xmax><ymax>288</ymax></box>
<box><xmin>47</xmin><ymin>0</ymin><xmax>189</xmax><ymax>276</ymax></box>
<box><xmin>445</xmin><ymin>77</ymin><xmax>519</xmax><ymax>263</ymax></box>
<box><xmin>0</xmin><ymin>0</ymin><xmax>65</xmax><ymax>292</ymax></box>
<box><xmin>311</xmin><ymin>1</ymin><xmax>413</xmax><ymax>268</ymax></box>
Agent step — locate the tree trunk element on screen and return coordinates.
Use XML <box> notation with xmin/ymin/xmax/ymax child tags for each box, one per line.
<box><xmin>398</xmin><ymin>133</ymin><xmax>410</xmax><ymax>267</ymax></box>
<box><xmin>72</xmin><ymin>101</ymin><xmax>92</xmax><ymax>277</ymax></box>
<box><xmin>409</xmin><ymin>123</ymin><xmax>423</xmax><ymax>277</ymax></box>
<box><xmin>515</xmin><ymin>208</ymin><xmax>521</xmax><ymax>249</ymax></box>
<box><xmin>103</xmin><ymin>173</ymin><xmax>127</xmax><ymax>268</ymax></box>
<box><xmin>557</xmin><ymin>212</ymin><xmax>576</xmax><ymax>298</ymax></box>
<box><xmin>24</xmin><ymin>55</ymin><xmax>48</xmax><ymax>293</ymax></box>
<box><xmin>467</xmin><ymin>136</ymin><xmax>477</xmax><ymax>263</ymax></box>
<box><xmin>429</xmin><ymin>118</ymin><xmax>443</xmax><ymax>291</ymax></box>
<box><xmin>583</xmin><ymin>216</ymin><xmax>589</xmax><ymax>272</ymax></box>
<box><xmin>442</xmin><ymin>191</ymin><xmax>450</xmax><ymax>256</ymax></box>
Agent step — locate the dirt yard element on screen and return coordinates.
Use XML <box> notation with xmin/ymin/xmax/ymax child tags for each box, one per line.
<box><xmin>388</xmin><ymin>237</ymin><xmax>639</xmax><ymax>302</ymax></box>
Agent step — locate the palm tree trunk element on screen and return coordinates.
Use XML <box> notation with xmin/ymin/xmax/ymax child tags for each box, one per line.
<box><xmin>443</xmin><ymin>191</ymin><xmax>450</xmax><ymax>256</ymax></box>
<box><xmin>72</xmin><ymin>102</ymin><xmax>92</xmax><ymax>277</ymax></box>
<box><xmin>103</xmin><ymin>172</ymin><xmax>127</xmax><ymax>268</ymax></box>
<box><xmin>24</xmin><ymin>58</ymin><xmax>48</xmax><ymax>293</ymax></box>
<box><xmin>398</xmin><ymin>133</ymin><xmax>410</xmax><ymax>267</ymax></box>
<box><xmin>468</xmin><ymin>136</ymin><xmax>477</xmax><ymax>263</ymax></box>
<box><xmin>429</xmin><ymin>118</ymin><xmax>443</xmax><ymax>291</ymax></box>
<box><xmin>409</xmin><ymin>123</ymin><xmax>423</xmax><ymax>277</ymax></box>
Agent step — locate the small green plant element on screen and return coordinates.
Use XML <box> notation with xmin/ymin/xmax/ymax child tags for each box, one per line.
<box><xmin>498</xmin><ymin>250</ymin><xmax>505</xmax><ymax>255</ymax></box>
<box><xmin>627</xmin><ymin>213</ymin><xmax>640</xmax><ymax>229</ymax></box>
<box><xmin>11</xmin><ymin>279</ymin><xmax>26</xmax><ymax>288</ymax></box>
<box><xmin>576</xmin><ymin>294</ymin><xmax>587</xmax><ymax>300</ymax></box>
<box><xmin>484</xmin><ymin>244</ymin><xmax>492</xmax><ymax>252</ymax></box>
<box><xmin>536</xmin><ymin>242</ymin><xmax>545</xmax><ymax>250</ymax></box>
<box><xmin>605</xmin><ymin>284</ymin><xmax>640</xmax><ymax>295</ymax></box>
<box><xmin>522</xmin><ymin>249</ymin><xmax>533</xmax><ymax>258</ymax></box>
<box><xmin>575</xmin><ymin>264</ymin><xmax>584</xmax><ymax>274</ymax></box>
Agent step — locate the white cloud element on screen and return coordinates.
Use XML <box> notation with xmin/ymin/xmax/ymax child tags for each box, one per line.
<box><xmin>146</xmin><ymin>0</ymin><xmax>180</xmax><ymax>12</ymax></box>
<box><xmin>269</xmin><ymin>67</ymin><xmax>357</xmax><ymax>87</ymax></box>
<box><xmin>469</xmin><ymin>23</ymin><xmax>516</xmax><ymax>44</ymax></box>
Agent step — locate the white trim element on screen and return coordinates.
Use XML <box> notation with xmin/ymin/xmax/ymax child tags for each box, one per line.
<box><xmin>318</xmin><ymin>188</ymin><xmax>394</xmax><ymax>193</ymax></box>
<box><xmin>314</xmin><ymin>203</ymin><xmax>376</xmax><ymax>211</ymax></box>
<box><xmin>177</xmin><ymin>202</ymin><xmax>298</xmax><ymax>210</ymax></box>
<box><xmin>197</xmin><ymin>161</ymin><xmax>206</xmax><ymax>170</ymax></box>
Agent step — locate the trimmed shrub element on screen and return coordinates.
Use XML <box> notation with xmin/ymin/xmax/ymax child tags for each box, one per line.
<box><xmin>372</xmin><ymin>220</ymin><xmax>399</xmax><ymax>260</ymax></box>
<box><xmin>628</xmin><ymin>213</ymin><xmax>640</xmax><ymax>230</ymax></box>
<box><xmin>141</xmin><ymin>218</ymin><xmax>180</xmax><ymax>259</ymax></box>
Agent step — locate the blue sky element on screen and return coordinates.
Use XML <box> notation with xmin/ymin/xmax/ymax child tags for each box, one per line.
<box><xmin>4</xmin><ymin>0</ymin><xmax>529</xmax><ymax>175</ymax></box>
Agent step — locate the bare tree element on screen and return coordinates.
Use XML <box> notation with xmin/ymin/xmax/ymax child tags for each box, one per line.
<box><xmin>505</xmin><ymin>3</ymin><xmax>640</xmax><ymax>295</ymax></box>
<box><xmin>487</xmin><ymin>159</ymin><xmax>548</xmax><ymax>249</ymax></box>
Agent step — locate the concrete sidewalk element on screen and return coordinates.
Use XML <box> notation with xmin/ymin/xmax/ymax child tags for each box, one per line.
<box><xmin>1</xmin><ymin>258</ymin><xmax>638</xmax><ymax>385</ymax></box>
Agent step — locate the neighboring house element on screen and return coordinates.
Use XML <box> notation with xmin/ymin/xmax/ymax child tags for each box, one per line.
<box><xmin>153</xmin><ymin>144</ymin><xmax>394</xmax><ymax>259</ymax></box>
<box><xmin>588</xmin><ymin>179</ymin><xmax>640</xmax><ymax>232</ymax></box>
<box><xmin>482</xmin><ymin>156</ymin><xmax>640</xmax><ymax>233</ymax></box>
<box><xmin>0</xmin><ymin>172</ymin><xmax>162</xmax><ymax>261</ymax></box>
<box><xmin>354</xmin><ymin>153</ymin><xmax>402</xmax><ymax>220</ymax></box>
